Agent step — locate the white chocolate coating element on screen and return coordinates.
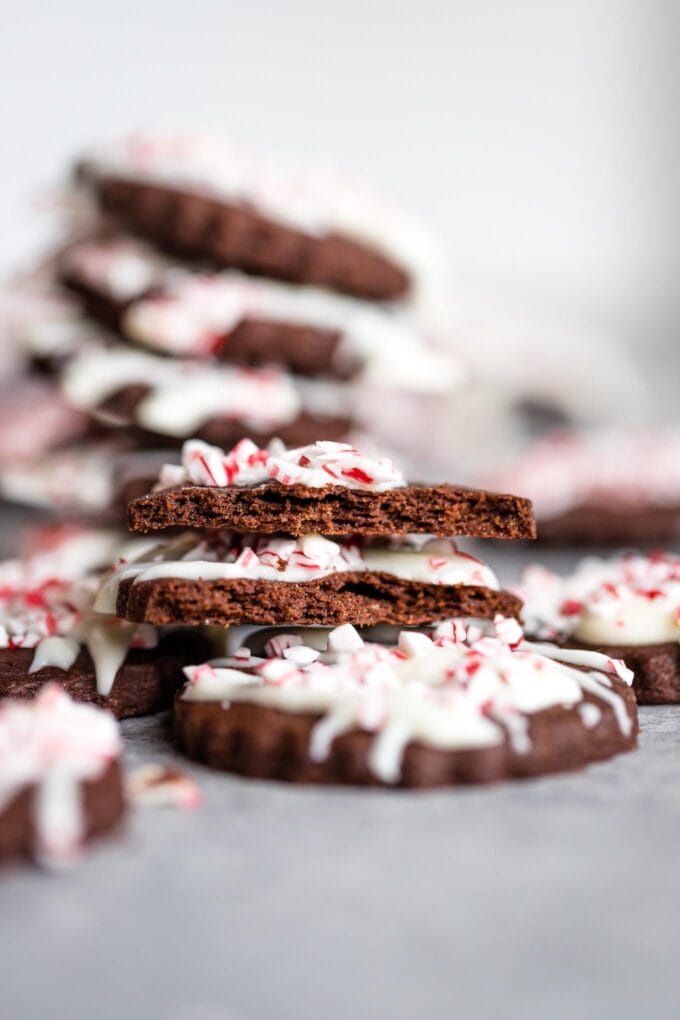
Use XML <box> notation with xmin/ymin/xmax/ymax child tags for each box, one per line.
<box><xmin>181</xmin><ymin>619</ymin><xmax>633</xmax><ymax>784</ymax></box>
<box><xmin>93</xmin><ymin>532</ymin><xmax>498</xmax><ymax>617</ymax></box>
<box><xmin>0</xmin><ymin>684</ymin><xmax>121</xmax><ymax>868</ymax></box>
<box><xmin>519</xmin><ymin>553</ymin><xmax>680</xmax><ymax>646</ymax></box>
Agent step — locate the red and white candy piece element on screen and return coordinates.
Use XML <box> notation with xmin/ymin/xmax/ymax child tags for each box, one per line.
<box><xmin>158</xmin><ymin>438</ymin><xmax>406</xmax><ymax>493</ymax></box>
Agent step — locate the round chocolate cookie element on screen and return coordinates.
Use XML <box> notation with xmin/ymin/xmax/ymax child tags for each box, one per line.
<box><xmin>519</xmin><ymin>552</ymin><xmax>680</xmax><ymax>704</ymax></box>
<box><xmin>173</xmin><ymin>624</ymin><xmax>638</xmax><ymax>788</ymax></box>
<box><xmin>0</xmin><ymin>631</ymin><xmax>209</xmax><ymax>719</ymax></box>
<box><xmin>92</xmin><ymin>177</ymin><xmax>410</xmax><ymax>301</ymax></box>
<box><xmin>175</xmin><ymin>686</ymin><xmax>637</xmax><ymax>788</ymax></box>
<box><xmin>0</xmin><ymin>759</ymin><xmax>125</xmax><ymax>865</ymax></box>
<box><xmin>0</xmin><ymin>685</ymin><xmax>126</xmax><ymax>866</ymax></box>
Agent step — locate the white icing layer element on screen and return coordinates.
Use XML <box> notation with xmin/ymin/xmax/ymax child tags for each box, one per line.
<box><xmin>0</xmin><ymin>684</ymin><xmax>121</xmax><ymax>868</ymax></box>
<box><xmin>157</xmin><ymin>437</ymin><xmax>405</xmax><ymax>491</ymax></box>
<box><xmin>181</xmin><ymin>619</ymin><xmax>633</xmax><ymax>784</ymax></box>
<box><xmin>60</xmin><ymin>346</ymin><xmax>301</xmax><ymax>437</ymax></box>
<box><xmin>94</xmin><ymin>532</ymin><xmax>498</xmax><ymax>615</ymax></box>
<box><xmin>520</xmin><ymin>553</ymin><xmax>680</xmax><ymax>646</ymax></box>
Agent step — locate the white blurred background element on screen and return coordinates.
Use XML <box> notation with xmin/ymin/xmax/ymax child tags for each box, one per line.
<box><xmin>1</xmin><ymin>0</ymin><xmax>678</xmax><ymax>365</ymax></box>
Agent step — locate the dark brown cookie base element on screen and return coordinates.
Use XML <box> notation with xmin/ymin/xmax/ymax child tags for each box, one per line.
<box><xmin>0</xmin><ymin>631</ymin><xmax>209</xmax><ymax>719</ymax></box>
<box><xmin>0</xmin><ymin>759</ymin><xmax>125</xmax><ymax>864</ymax></box>
<box><xmin>92</xmin><ymin>176</ymin><xmax>411</xmax><ymax>301</ymax></box>
<box><xmin>128</xmin><ymin>482</ymin><xmax>537</xmax><ymax>539</ymax></box>
<box><xmin>536</xmin><ymin>504</ymin><xmax>680</xmax><ymax>546</ymax></box>
<box><xmin>116</xmin><ymin>573</ymin><xmax>522</xmax><ymax>628</ymax></box>
<box><xmin>62</xmin><ymin>274</ymin><xmax>360</xmax><ymax>380</ymax></box>
<box><xmin>97</xmin><ymin>385</ymin><xmax>352</xmax><ymax>450</ymax></box>
<box><xmin>563</xmin><ymin>637</ymin><xmax>680</xmax><ymax>704</ymax></box>
<box><xmin>174</xmin><ymin>677</ymin><xmax>637</xmax><ymax>787</ymax></box>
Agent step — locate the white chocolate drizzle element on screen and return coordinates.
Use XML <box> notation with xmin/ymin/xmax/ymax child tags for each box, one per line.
<box><xmin>0</xmin><ymin>550</ymin><xmax>159</xmax><ymax>697</ymax></box>
<box><xmin>181</xmin><ymin>618</ymin><xmax>634</xmax><ymax>784</ymax></box>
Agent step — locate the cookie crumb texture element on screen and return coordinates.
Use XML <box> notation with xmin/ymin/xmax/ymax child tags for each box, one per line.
<box><xmin>95</xmin><ymin>177</ymin><xmax>411</xmax><ymax>301</ymax></box>
<box><xmin>174</xmin><ymin>679</ymin><xmax>637</xmax><ymax>788</ymax></box>
<box><xmin>117</xmin><ymin>573</ymin><xmax>522</xmax><ymax>628</ymax></box>
<box><xmin>128</xmin><ymin>483</ymin><xmax>537</xmax><ymax>539</ymax></box>
<box><xmin>0</xmin><ymin>760</ymin><xmax>125</xmax><ymax>864</ymax></box>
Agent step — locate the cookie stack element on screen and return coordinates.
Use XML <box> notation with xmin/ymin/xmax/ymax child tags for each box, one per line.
<box><xmin>1</xmin><ymin>131</ymin><xmax>461</xmax><ymax>522</ymax></box>
<box><xmin>93</xmin><ymin>436</ymin><xmax>638</xmax><ymax>787</ymax></box>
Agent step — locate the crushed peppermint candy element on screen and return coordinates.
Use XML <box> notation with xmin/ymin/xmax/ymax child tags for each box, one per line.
<box><xmin>518</xmin><ymin>552</ymin><xmax>680</xmax><ymax>646</ymax></box>
<box><xmin>181</xmin><ymin>618</ymin><xmax>633</xmax><ymax>783</ymax></box>
<box><xmin>0</xmin><ymin>556</ymin><xmax>91</xmax><ymax>651</ymax></box>
<box><xmin>157</xmin><ymin>438</ymin><xmax>406</xmax><ymax>492</ymax></box>
<box><xmin>126</xmin><ymin>764</ymin><xmax>203</xmax><ymax>810</ymax></box>
<box><xmin>0</xmin><ymin>684</ymin><xmax>122</xmax><ymax>869</ymax></box>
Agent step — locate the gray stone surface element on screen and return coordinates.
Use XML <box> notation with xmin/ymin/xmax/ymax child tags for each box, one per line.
<box><xmin>1</xmin><ymin>544</ymin><xmax>680</xmax><ymax>1020</ymax></box>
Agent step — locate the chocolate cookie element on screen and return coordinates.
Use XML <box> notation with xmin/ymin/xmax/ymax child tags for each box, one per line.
<box><xmin>536</xmin><ymin>505</ymin><xmax>680</xmax><ymax>546</ymax></box>
<box><xmin>0</xmin><ymin>630</ymin><xmax>208</xmax><ymax>719</ymax></box>
<box><xmin>563</xmin><ymin>638</ymin><xmax>680</xmax><ymax>705</ymax></box>
<box><xmin>496</xmin><ymin>429</ymin><xmax>680</xmax><ymax>547</ymax></box>
<box><xmin>0</xmin><ymin>759</ymin><xmax>125</xmax><ymax>865</ymax></box>
<box><xmin>0</xmin><ymin>685</ymin><xmax>125</xmax><ymax>866</ymax></box>
<box><xmin>518</xmin><ymin>552</ymin><xmax>680</xmax><ymax>703</ymax></box>
<box><xmin>115</xmin><ymin>572</ymin><xmax>522</xmax><ymax>628</ymax></box>
<box><xmin>174</xmin><ymin>624</ymin><xmax>637</xmax><ymax>787</ymax></box>
<box><xmin>91</xmin><ymin>176</ymin><xmax>410</xmax><ymax>301</ymax></box>
<box><xmin>60</xmin><ymin>345</ymin><xmax>353</xmax><ymax>448</ymax></box>
<box><xmin>129</xmin><ymin>481</ymin><xmax>536</xmax><ymax>540</ymax></box>
<box><xmin>62</xmin><ymin>273</ymin><xmax>359</xmax><ymax>380</ymax></box>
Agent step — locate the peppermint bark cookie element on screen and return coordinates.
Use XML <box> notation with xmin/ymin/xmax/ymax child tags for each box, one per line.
<box><xmin>76</xmin><ymin>133</ymin><xmax>441</xmax><ymax>302</ymax></box>
<box><xmin>127</xmin><ymin>439</ymin><xmax>536</xmax><ymax>539</ymax></box>
<box><xmin>98</xmin><ymin>530</ymin><xmax>522</xmax><ymax>628</ymax></box>
<box><xmin>496</xmin><ymin>429</ymin><xmax>680</xmax><ymax>545</ymax></box>
<box><xmin>60</xmin><ymin>345</ymin><xmax>352</xmax><ymax>448</ymax></box>
<box><xmin>174</xmin><ymin>619</ymin><xmax>637</xmax><ymax>787</ymax></box>
<box><xmin>519</xmin><ymin>553</ymin><xmax>680</xmax><ymax>703</ymax></box>
<box><xmin>0</xmin><ymin>552</ymin><xmax>206</xmax><ymax>718</ymax></box>
<box><xmin>58</xmin><ymin>236</ymin><xmax>460</xmax><ymax>391</ymax></box>
<box><xmin>0</xmin><ymin>685</ymin><xmax>125</xmax><ymax>867</ymax></box>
